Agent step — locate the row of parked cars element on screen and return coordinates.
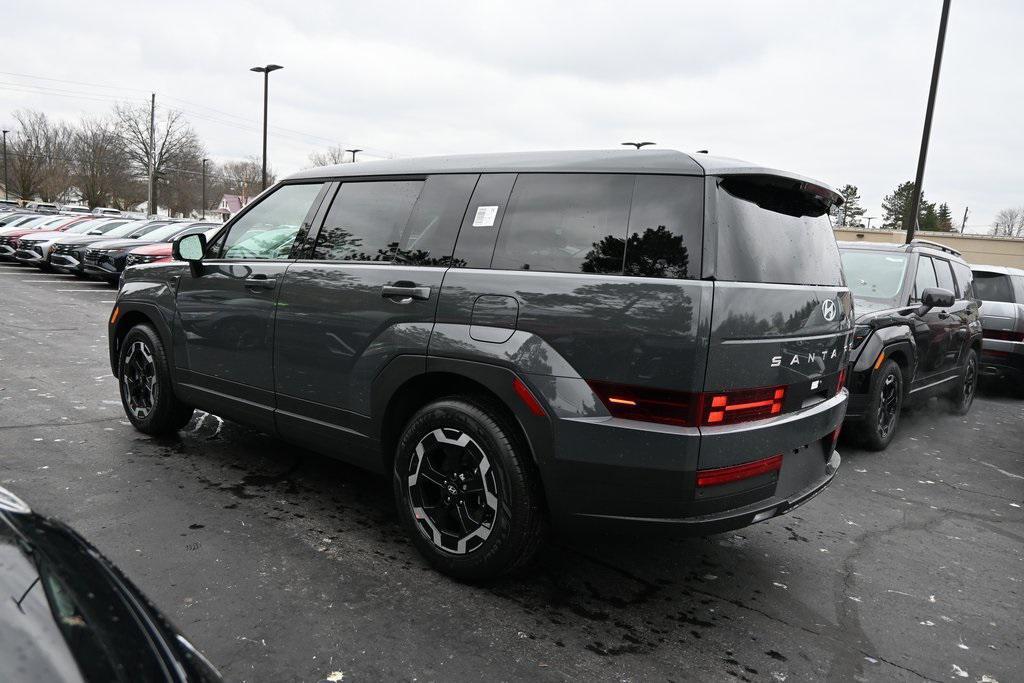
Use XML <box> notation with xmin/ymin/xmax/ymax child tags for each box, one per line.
<box><xmin>0</xmin><ymin>198</ymin><xmax>127</xmax><ymax>217</ymax></box>
<box><xmin>0</xmin><ymin>207</ymin><xmax>219</xmax><ymax>283</ymax></box>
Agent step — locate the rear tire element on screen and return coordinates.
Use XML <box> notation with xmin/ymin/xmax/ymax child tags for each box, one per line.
<box><xmin>393</xmin><ymin>397</ymin><xmax>546</xmax><ymax>581</ymax></box>
<box><xmin>118</xmin><ymin>324</ymin><xmax>194</xmax><ymax>436</ymax></box>
<box><xmin>860</xmin><ymin>359</ymin><xmax>903</xmax><ymax>451</ymax></box>
<box><xmin>947</xmin><ymin>349</ymin><xmax>978</xmax><ymax>415</ymax></box>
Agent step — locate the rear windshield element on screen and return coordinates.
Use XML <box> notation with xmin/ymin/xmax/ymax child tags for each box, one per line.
<box><xmin>840</xmin><ymin>250</ymin><xmax>908</xmax><ymax>302</ymax></box>
<box><xmin>973</xmin><ymin>271</ymin><xmax>1016</xmax><ymax>303</ymax></box>
<box><xmin>714</xmin><ymin>175</ymin><xmax>843</xmax><ymax>286</ymax></box>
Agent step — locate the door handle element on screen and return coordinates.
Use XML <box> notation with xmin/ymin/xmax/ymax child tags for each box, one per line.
<box><xmin>244</xmin><ymin>275</ymin><xmax>277</xmax><ymax>289</ymax></box>
<box><xmin>381</xmin><ymin>285</ymin><xmax>431</xmax><ymax>301</ymax></box>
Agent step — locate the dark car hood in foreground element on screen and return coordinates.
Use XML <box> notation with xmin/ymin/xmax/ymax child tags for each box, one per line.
<box><xmin>0</xmin><ymin>488</ymin><xmax>220</xmax><ymax>683</ymax></box>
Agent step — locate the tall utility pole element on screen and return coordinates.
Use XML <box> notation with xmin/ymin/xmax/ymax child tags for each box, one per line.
<box><xmin>904</xmin><ymin>0</ymin><xmax>952</xmax><ymax>244</ymax></box>
<box><xmin>250</xmin><ymin>64</ymin><xmax>283</xmax><ymax>191</ymax></box>
<box><xmin>2</xmin><ymin>129</ymin><xmax>8</xmax><ymax>200</ymax></box>
<box><xmin>345</xmin><ymin>148</ymin><xmax>362</xmax><ymax>163</ymax></box>
<box><xmin>147</xmin><ymin>93</ymin><xmax>156</xmax><ymax>217</ymax></box>
<box><xmin>201</xmin><ymin>158</ymin><xmax>208</xmax><ymax>219</ymax></box>
<box><xmin>960</xmin><ymin>206</ymin><xmax>969</xmax><ymax>233</ymax></box>
<box><xmin>865</xmin><ymin>216</ymin><xmax>877</xmax><ymax>230</ymax></box>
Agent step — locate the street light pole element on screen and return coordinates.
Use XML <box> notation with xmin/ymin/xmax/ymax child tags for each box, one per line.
<box><xmin>201</xmin><ymin>158</ymin><xmax>208</xmax><ymax>219</ymax></box>
<box><xmin>345</xmin><ymin>148</ymin><xmax>362</xmax><ymax>163</ymax></box>
<box><xmin>904</xmin><ymin>0</ymin><xmax>951</xmax><ymax>244</ymax></box>
<box><xmin>2</xmin><ymin>129</ymin><xmax>8</xmax><ymax>201</ymax></box>
<box><xmin>250</xmin><ymin>64</ymin><xmax>283</xmax><ymax>192</ymax></box>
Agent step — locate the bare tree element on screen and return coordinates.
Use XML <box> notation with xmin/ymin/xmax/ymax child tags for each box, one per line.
<box><xmin>7</xmin><ymin>110</ymin><xmax>49</xmax><ymax>200</ymax></box>
<box><xmin>72</xmin><ymin>117</ymin><xmax>128</xmax><ymax>208</ymax></box>
<box><xmin>114</xmin><ymin>102</ymin><xmax>204</xmax><ymax>214</ymax></box>
<box><xmin>307</xmin><ymin>144</ymin><xmax>349</xmax><ymax>168</ymax></box>
<box><xmin>221</xmin><ymin>156</ymin><xmax>274</xmax><ymax>199</ymax></box>
<box><xmin>992</xmin><ymin>207</ymin><xmax>1024</xmax><ymax>237</ymax></box>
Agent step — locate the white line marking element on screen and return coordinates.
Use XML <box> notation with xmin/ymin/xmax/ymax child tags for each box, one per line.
<box><xmin>979</xmin><ymin>461</ymin><xmax>1024</xmax><ymax>480</ymax></box>
<box><xmin>23</xmin><ymin>280</ymin><xmax>72</xmax><ymax>283</ymax></box>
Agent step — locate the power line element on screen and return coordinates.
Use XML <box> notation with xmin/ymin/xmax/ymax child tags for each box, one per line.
<box><xmin>2</xmin><ymin>70</ymin><xmax>398</xmax><ymax>159</ymax></box>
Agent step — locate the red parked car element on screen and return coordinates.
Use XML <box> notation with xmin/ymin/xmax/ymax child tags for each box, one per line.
<box><xmin>0</xmin><ymin>216</ymin><xmax>94</xmax><ymax>261</ymax></box>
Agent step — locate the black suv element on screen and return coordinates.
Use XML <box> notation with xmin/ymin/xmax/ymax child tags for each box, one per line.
<box><xmin>109</xmin><ymin>150</ymin><xmax>852</xmax><ymax>579</ymax></box>
<box><xmin>839</xmin><ymin>240</ymin><xmax>982</xmax><ymax>450</ymax></box>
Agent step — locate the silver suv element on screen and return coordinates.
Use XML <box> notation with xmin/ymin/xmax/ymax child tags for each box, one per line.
<box><xmin>972</xmin><ymin>265</ymin><xmax>1024</xmax><ymax>390</ymax></box>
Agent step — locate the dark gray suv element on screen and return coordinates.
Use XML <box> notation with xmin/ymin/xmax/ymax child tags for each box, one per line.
<box><xmin>108</xmin><ymin>150</ymin><xmax>852</xmax><ymax>579</ymax></box>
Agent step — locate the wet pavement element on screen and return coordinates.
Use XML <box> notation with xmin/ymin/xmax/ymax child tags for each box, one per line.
<box><xmin>1</xmin><ymin>262</ymin><xmax>1022</xmax><ymax>682</ymax></box>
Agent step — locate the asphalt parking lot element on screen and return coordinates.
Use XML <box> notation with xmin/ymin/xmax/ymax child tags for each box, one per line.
<box><xmin>1</xmin><ymin>261</ymin><xmax>1021</xmax><ymax>683</ymax></box>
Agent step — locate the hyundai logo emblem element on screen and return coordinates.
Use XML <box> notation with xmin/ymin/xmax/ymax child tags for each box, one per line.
<box><xmin>821</xmin><ymin>299</ymin><xmax>837</xmax><ymax>322</ymax></box>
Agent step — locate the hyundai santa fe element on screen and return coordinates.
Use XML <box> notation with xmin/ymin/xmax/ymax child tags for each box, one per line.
<box><xmin>839</xmin><ymin>240</ymin><xmax>982</xmax><ymax>450</ymax></box>
<box><xmin>108</xmin><ymin>150</ymin><xmax>852</xmax><ymax>579</ymax></box>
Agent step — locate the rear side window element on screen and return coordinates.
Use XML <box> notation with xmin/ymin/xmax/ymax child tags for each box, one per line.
<box><xmin>393</xmin><ymin>174</ymin><xmax>477</xmax><ymax>266</ymax></box>
<box><xmin>315</xmin><ymin>181</ymin><xmax>424</xmax><ymax>261</ymax></box>
<box><xmin>951</xmin><ymin>261</ymin><xmax>975</xmax><ymax>299</ymax></box>
<box><xmin>491</xmin><ymin>174</ymin><xmax>633</xmax><ymax>274</ymax></box>
<box><xmin>714</xmin><ymin>175</ymin><xmax>842</xmax><ymax>286</ymax></box>
<box><xmin>933</xmin><ymin>258</ymin><xmax>956</xmax><ymax>294</ymax></box>
<box><xmin>914</xmin><ymin>256</ymin><xmax>938</xmax><ymax>300</ymax></box>
<box><xmin>624</xmin><ymin>175</ymin><xmax>702</xmax><ymax>278</ymax></box>
<box><xmin>973</xmin><ymin>271</ymin><xmax>1015</xmax><ymax>303</ymax></box>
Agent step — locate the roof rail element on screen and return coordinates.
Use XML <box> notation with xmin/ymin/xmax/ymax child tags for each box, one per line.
<box><xmin>909</xmin><ymin>239</ymin><xmax>961</xmax><ymax>257</ymax></box>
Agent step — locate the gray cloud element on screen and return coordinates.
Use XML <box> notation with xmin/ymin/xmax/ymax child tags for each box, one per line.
<box><xmin>2</xmin><ymin>0</ymin><xmax>1021</xmax><ymax>229</ymax></box>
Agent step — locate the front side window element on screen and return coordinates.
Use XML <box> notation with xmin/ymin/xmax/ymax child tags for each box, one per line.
<box><xmin>221</xmin><ymin>183</ymin><xmax>324</xmax><ymax>259</ymax></box>
<box><xmin>491</xmin><ymin>173</ymin><xmax>634</xmax><ymax>274</ymax></box>
<box><xmin>913</xmin><ymin>256</ymin><xmax>937</xmax><ymax>300</ymax></box>
<box><xmin>314</xmin><ymin>180</ymin><xmax>424</xmax><ymax>261</ymax></box>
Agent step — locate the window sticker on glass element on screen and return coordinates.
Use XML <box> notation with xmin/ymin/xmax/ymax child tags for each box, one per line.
<box><xmin>472</xmin><ymin>205</ymin><xmax>499</xmax><ymax>227</ymax></box>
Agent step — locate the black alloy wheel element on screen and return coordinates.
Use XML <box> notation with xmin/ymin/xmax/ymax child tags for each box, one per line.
<box><xmin>406</xmin><ymin>427</ymin><xmax>499</xmax><ymax>555</ymax></box>
<box><xmin>118</xmin><ymin>324</ymin><xmax>194</xmax><ymax>435</ymax></box>
<box><xmin>862</xmin><ymin>358</ymin><xmax>903</xmax><ymax>451</ymax></box>
<box><xmin>122</xmin><ymin>340</ymin><xmax>158</xmax><ymax>420</ymax></box>
<box><xmin>948</xmin><ymin>349</ymin><xmax>978</xmax><ymax>415</ymax></box>
<box><xmin>393</xmin><ymin>398</ymin><xmax>546</xmax><ymax>580</ymax></box>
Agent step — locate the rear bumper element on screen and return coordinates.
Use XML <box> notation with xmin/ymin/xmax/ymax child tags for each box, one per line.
<box><xmin>571</xmin><ymin>451</ymin><xmax>840</xmax><ymax>535</ymax></box>
<box><xmin>543</xmin><ymin>387</ymin><xmax>846</xmax><ymax>533</ymax></box>
<box><xmin>980</xmin><ymin>339</ymin><xmax>1024</xmax><ymax>379</ymax></box>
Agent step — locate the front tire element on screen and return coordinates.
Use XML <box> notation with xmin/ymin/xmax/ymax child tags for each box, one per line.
<box><xmin>118</xmin><ymin>324</ymin><xmax>194</xmax><ymax>435</ymax></box>
<box><xmin>947</xmin><ymin>348</ymin><xmax>978</xmax><ymax>415</ymax></box>
<box><xmin>393</xmin><ymin>398</ymin><xmax>546</xmax><ymax>581</ymax></box>
<box><xmin>861</xmin><ymin>359</ymin><xmax>904</xmax><ymax>451</ymax></box>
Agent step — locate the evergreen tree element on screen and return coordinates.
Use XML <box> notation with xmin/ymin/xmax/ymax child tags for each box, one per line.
<box><xmin>881</xmin><ymin>181</ymin><xmax>935</xmax><ymax>231</ymax></box>
<box><xmin>920</xmin><ymin>201</ymin><xmax>938</xmax><ymax>231</ymax></box>
<box><xmin>936</xmin><ymin>203</ymin><xmax>954</xmax><ymax>231</ymax></box>
<box><xmin>830</xmin><ymin>184</ymin><xmax>866</xmax><ymax>227</ymax></box>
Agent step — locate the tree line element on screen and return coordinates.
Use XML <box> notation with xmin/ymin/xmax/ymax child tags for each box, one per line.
<box><xmin>829</xmin><ymin>182</ymin><xmax>957</xmax><ymax>232</ymax></box>
<box><xmin>2</xmin><ymin>106</ymin><xmax>278</xmax><ymax>216</ymax></box>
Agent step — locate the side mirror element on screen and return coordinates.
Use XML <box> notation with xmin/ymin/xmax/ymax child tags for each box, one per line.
<box><xmin>916</xmin><ymin>287</ymin><xmax>954</xmax><ymax>315</ymax></box>
<box><xmin>173</xmin><ymin>233</ymin><xmax>206</xmax><ymax>276</ymax></box>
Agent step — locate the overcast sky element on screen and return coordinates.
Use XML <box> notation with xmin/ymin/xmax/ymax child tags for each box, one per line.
<box><xmin>3</xmin><ymin>0</ymin><xmax>1022</xmax><ymax>230</ymax></box>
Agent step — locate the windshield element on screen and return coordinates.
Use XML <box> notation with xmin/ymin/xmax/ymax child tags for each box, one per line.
<box><xmin>973</xmin><ymin>271</ymin><xmax>1016</xmax><ymax>303</ymax></box>
<box><xmin>131</xmin><ymin>223</ymin><xmax>181</xmax><ymax>241</ymax></box>
<box><xmin>89</xmin><ymin>221</ymin><xmax>133</xmax><ymax>236</ymax></box>
<box><xmin>840</xmin><ymin>250</ymin><xmax>909</xmax><ymax>302</ymax></box>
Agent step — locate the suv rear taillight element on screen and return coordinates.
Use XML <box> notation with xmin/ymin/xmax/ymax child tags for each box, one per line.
<box><xmin>587</xmin><ymin>381</ymin><xmax>701</xmax><ymax>426</ymax></box>
<box><xmin>983</xmin><ymin>329</ymin><xmax>1024</xmax><ymax>342</ymax></box>
<box><xmin>704</xmin><ymin>386</ymin><xmax>786</xmax><ymax>425</ymax></box>
<box><xmin>588</xmin><ymin>382</ymin><xmax>788</xmax><ymax>428</ymax></box>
